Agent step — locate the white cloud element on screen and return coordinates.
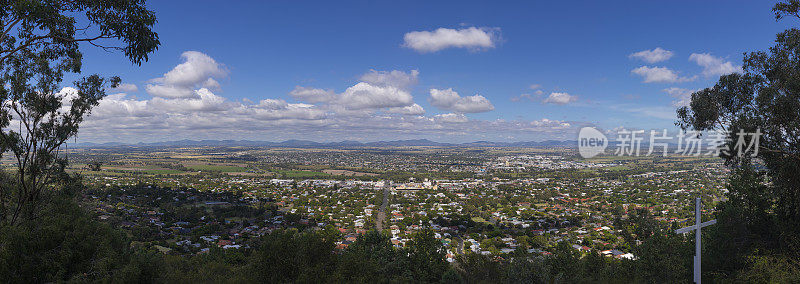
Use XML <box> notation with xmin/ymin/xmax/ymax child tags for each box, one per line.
<box><xmin>148</xmin><ymin>88</ymin><xmax>231</xmax><ymax>112</ymax></box>
<box><xmin>340</xmin><ymin>82</ymin><xmax>414</xmax><ymax>110</ymax></box>
<box><xmin>433</xmin><ymin>113</ymin><xmax>468</xmax><ymax>123</ymax></box>
<box><xmin>529</xmin><ymin>118</ymin><xmax>571</xmax><ymax>129</ymax></box>
<box><xmin>631</xmin><ymin>66</ymin><xmax>695</xmax><ymax>83</ymax></box>
<box><xmin>289</xmin><ymin>86</ymin><xmax>336</xmax><ymax>103</ymax></box>
<box><xmin>246</xmin><ymin>99</ymin><xmax>327</xmax><ymax>121</ymax></box>
<box><xmin>359</xmin><ymin>69</ymin><xmax>419</xmax><ymax>89</ymax></box>
<box><xmin>689</xmin><ymin>53</ymin><xmax>742</xmax><ymax>77</ymax></box>
<box><xmin>629</xmin><ymin>47</ymin><xmax>674</xmax><ymax>63</ymax></box>
<box><xmin>71</xmin><ymin>54</ymin><xmax>588</xmax><ymax>143</ymax></box>
<box><xmin>91</xmin><ymin>93</ymin><xmax>154</xmax><ymax>118</ymax></box>
<box><xmin>663</xmin><ymin>87</ymin><xmax>698</xmax><ymax>107</ymax></box>
<box><xmin>403</xmin><ymin>27</ymin><xmax>499</xmax><ymax>53</ymax></box>
<box><xmin>543</xmin><ymin>92</ymin><xmax>577</xmax><ymax>105</ymax></box>
<box><xmin>57</xmin><ymin>86</ymin><xmax>79</xmax><ymax>105</ymax></box>
<box><xmin>293</xmin><ymin>69</ymin><xmax>421</xmax><ymax>111</ymax></box>
<box><xmin>89</xmin><ymin>90</ymin><xmax>327</xmax><ymax>125</ymax></box>
<box><xmin>387</xmin><ymin>103</ymin><xmax>425</xmax><ymax>115</ymax></box>
<box><xmin>203</xmin><ymin>78</ymin><xmax>221</xmax><ymax>90</ymax></box>
<box><xmin>145</xmin><ymin>51</ymin><xmax>227</xmax><ymax>98</ymax></box>
<box><xmin>160</xmin><ymin>51</ymin><xmax>227</xmax><ymax>86</ymax></box>
<box><xmin>429</xmin><ymin>88</ymin><xmax>494</xmax><ymax>113</ymax></box>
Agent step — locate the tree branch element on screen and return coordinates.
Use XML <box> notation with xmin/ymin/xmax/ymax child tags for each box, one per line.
<box><xmin>0</xmin><ymin>16</ymin><xmax>22</xmax><ymax>44</ymax></box>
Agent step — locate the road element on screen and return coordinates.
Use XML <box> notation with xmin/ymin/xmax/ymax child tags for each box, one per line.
<box><xmin>375</xmin><ymin>181</ymin><xmax>390</xmax><ymax>231</ymax></box>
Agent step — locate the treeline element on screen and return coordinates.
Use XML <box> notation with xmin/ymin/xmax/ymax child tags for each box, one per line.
<box><xmin>0</xmin><ymin>200</ymin><xmax>669</xmax><ymax>283</ymax></box>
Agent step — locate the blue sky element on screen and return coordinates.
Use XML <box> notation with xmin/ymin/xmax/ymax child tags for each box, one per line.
<box><xmin>70</xmin><ymin>0</ymin><xmax>792</xmax><ymax>143</ymax></box>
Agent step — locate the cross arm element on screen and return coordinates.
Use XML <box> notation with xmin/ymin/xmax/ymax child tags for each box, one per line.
<box><xmin>700</xmin><ymin>219</ymin><xmax>716</xmax><ymax>228</ymax></box>
<box><xmin>675</xmin><ymin>219</ymin><xmax>716</xmax><ymax>234</ymax></box>
<box><xmin>676</xmin><ymin>226</ymin><xmax>694</xmax><ymax>234</ymax></box>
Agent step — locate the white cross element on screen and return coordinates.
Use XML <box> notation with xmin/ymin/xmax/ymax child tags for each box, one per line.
<box><xmin>676</xmin><ymin>197</ymin><xmax>716</xmax><ymax>284</ymax></box>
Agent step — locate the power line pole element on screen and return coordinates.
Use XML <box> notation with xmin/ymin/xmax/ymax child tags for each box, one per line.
<box><xmin>676</xmin><ymin>197</ymin><xmax>716</xmax><ymax>284</ymax></box>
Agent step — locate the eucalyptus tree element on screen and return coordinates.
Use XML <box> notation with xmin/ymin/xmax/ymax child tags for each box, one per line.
<box><xmin>677</xmin><ymin>0</ymin><xmax>800</xmax><ymax>258</ymax></box>
<box><xmin>0</xmin><ymin>0</ymin><xmax>159</xmax><ymax>226</ymax></box>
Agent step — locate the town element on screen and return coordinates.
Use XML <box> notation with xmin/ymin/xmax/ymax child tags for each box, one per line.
<box><xmin>56</xmin><ymin>145</ymin><xmax>727</xmax><ymax>263</ymax></box>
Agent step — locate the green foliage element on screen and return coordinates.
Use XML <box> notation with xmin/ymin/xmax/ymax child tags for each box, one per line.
<box><xmin>0</xmin><ymin>0</ymin><xmax>160</xmax><ymax>227</ymax></box>
<box><xmin>160</xmin><ymin>247</ymin><xmax>249</xmax><ymax>283</ymax></box>
<box><xmin>249</xmin><ymin>229</ymin><xmax>338</xmax><ymax>283</ymax></box>
<box><xmin>336</xmin><ymin>230</ymin><xmax>404</xmax><ymax>282</ymax></box>
<box><xmin>738</xmin><ymin>255</ymin><xmax>800</xmax><ymax>283</ymax></box>
<box><xmin>704</xmin><ymin>164</ymin><xmax>778</xmax><ymax>280</ymax></box>
<box><xmin>405</xmin><ymin>228</ymin><xmax>449</xmax><ymax>282</ymax></box>
<box><xmin>0</xmin><ymin>197</ymin><xmax>132</xmax><ymax>282</ymax></box>
<box><xmin>454</xmin><ymin>252</ymin><xmax>501</xmax><ymax>283</ymax></box>
<box><xmin>677</xmin><ymin>0</ymin><xmax>800</xmax><ymax>257</ymax></box>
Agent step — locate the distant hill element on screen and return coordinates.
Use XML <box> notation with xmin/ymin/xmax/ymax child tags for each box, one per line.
<box><xmin>72</xmin><ymin>139</ymin><xmax>576</xmax><ymax>148</ymax></box>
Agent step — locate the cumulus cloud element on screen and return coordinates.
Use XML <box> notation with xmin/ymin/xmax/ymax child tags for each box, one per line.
<box><xmin>159</xmin><ymin>51</ymin><xmax>227</xmax><ymax>86</ymax></box>
<box><xmin>292</xmin><ymin>69</ymin><xmax>421</xmax><ymax>112</ymax></box>
<box><xmin>86</xmin><ymin>52</ymin><xmax>328</xmax><ymax>132</ymax></box>
<box><xmin>203</xmin><ymin>78</ymin><xmax>221</xmax><ymax>90</ymax></box>
<box><xmin>145</xmin><ymin>51</ymin><xmax>227</xmax><ymax>98</ymax></box>
<box><xmin>629</xmin><ymin>47</ymin><xmax>673</xmax><ymax>63</ymax></box>
<box><xmin>403</xmin><ymin>27</ymin><xmax>499</xmax><ymax>53</ymax></box>
<box><xmin>689</xmin><ymin>53</ymin><xmax>742</xmax><ymax>77</ymax></box>
<box><xmin>387</xmin><ymin>103</ymin><xmax>425</xmax><ymax>115</ymax></box>
<box><xmin>340</xmin><ymin>82</ymin><xmax>414</xmax><ymax>110</ymax></box>
<box><xmin>429</xmin><ymin>88</ymin><xmax>494</xmax><ymax>113</ymax></box>
<box><xmin>72</xmin><ymin>53</ymin><xmax>586</xmax><ymax>143</ymax></box>
<box><xmin>631</xmin><ymin>66</ymin><xmax>695</xmax><ymax>83</ymax></box>
<box><xmin>148</xmin><ymin>88</ymin><xmax>231</xmax><ymax>112</ymax></box>
<box><xmin>543</xmin><ymin>92</ymin><xmax>577</xmax><ymax>105</ymax></box>
<box><xmin>90</xmin><ymin>89</ymin><xmax>327</xmax><ymax>125</ymax></box>
<box><xmin>91</xmin><ymin>93</ymin><xmax>153</xmax><ymax>118</ymax></box>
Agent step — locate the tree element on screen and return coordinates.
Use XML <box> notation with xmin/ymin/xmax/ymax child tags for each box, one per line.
<box><xmin>404</xmin><ymin>228</ymin><xmax>449</xmax><ymax>283</ymax></box>
<box><xmin>0</xmin><ymin>0</ymin><xmax>159</xmax><ymax>227</ymax></box>
<box><xmin>250</xmin><ymin>229</ymin><xmax>338</xmax><ymax>283</ymax></box>
<box><xmin>336</xmin><ymin>230</ymin><xmax>406</xmax><ymax>282</ymax></box>
<box><xmin>678</xmin><ymin>0</ymin><xmax>800</xmax><ymax>278</ymax></box>
<box><xmin>88</xmin><ymin>161</ymin><xmax>102</xmax><ymax>171</ymax></box>
<box><xmin>0</xmin><ymin>193</ymin><xmax>136</xmax><ymax>282</ymax></box>
<box><xmin>453</xmin><ymin>252</ymin><xmax>501</xmax><ymax>283</ymax></box>
<box><xmin>704</xmin><ymin>164</ymin><xmax>779</xmax><ymax>280</ymax></box>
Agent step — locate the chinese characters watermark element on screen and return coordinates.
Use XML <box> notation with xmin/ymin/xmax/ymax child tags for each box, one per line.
<box><xmin>578</xmin><ymin>127</ymin><xmax>762</xmax><ymax>159</ymax></box>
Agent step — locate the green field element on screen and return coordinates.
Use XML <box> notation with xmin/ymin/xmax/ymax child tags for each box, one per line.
<box><xmin>185</xmin><ymin>164</ymin><xmax>249</xmax><ymax>172</ymax></box>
